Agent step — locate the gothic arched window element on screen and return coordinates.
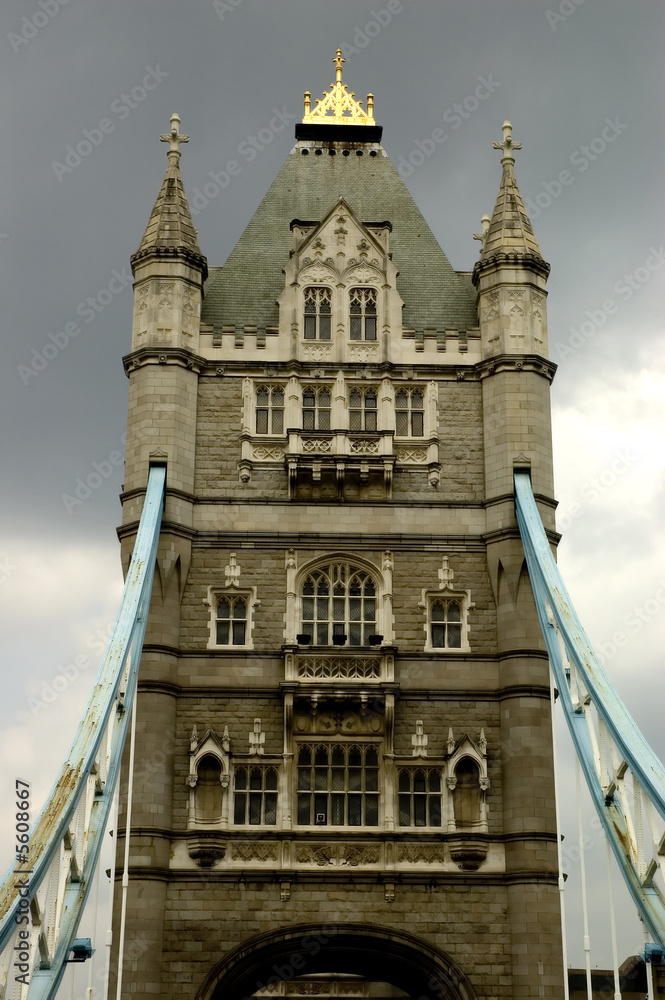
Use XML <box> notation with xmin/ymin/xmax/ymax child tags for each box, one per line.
<box><xmin>304</xmin><ymin>287</ymin><xmax>332</xmax><ymax>340</ymax></box>
<box><xmin>216</xmin><ymin>596</ymin><xmax>247</xmax><ymax>646</ymax></box>
<box><xmin>431</xmin><ymin>599</ymin><xmax>462</xmax><ymax>649</ymax></box>
<box><xmin>397</xmin><ymin>768</ymin><xmax>442</xmax><ymax>827</ymax></box>
<box><xmin>255</xmin><ymin>384</ymin><xmax>284</xmax><ymax>434</ymax></box>
<box><xmin>349</xmin><ymin>287</ymin><xmax>377</xmax><ymax>341</ymax></box>
<box><xmin>296</xmin><ymin>744</ymin><xmax>379</xmax><ymax>826</ymax></box>
<box><xmin>395</xmin><ymin>388</ymin><xmax>424</xmax><ymax>437</ymax></box>
<box><xmin>300</xmin><ymin>562</ymin><xmax>377</xmax><ymax>646</ymax></box>
<box><xmin>302</xmin><ymin>386</ymin><xmax>331</xmax><ymax>431</ymax></box>
<box><xmin>349</xmin><ymin>387</ymin><xmax>378</xmax><ymax>431</ymax></box>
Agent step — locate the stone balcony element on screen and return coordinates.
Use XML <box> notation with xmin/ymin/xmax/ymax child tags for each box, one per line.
<box><xmin>286</xmin><ymin>430</ymin><xmax>396</xmax><ymax>499</ymax></box>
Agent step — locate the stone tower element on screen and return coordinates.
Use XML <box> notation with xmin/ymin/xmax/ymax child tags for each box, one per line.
<box><xmin>112</xmin><ymin>53</ymin><xmax>563</xmax><ymax>1000</ymax></box>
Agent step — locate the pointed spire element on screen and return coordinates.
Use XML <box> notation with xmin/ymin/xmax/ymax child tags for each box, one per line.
<box><xmin>478</xmin><ymin>121</ymin><xmax>544</xmax><ymax>264</ymax></box>
<box><xmin>132</xmin><ymin>113</ymin><xmax>207</xmax><ymax>277</ymax></box>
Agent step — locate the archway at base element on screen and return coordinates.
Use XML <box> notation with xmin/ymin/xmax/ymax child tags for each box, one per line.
<box><xmin>200</xmin><ymin>923</ymin><xmax>479</xmax><ymax>1000</ymax></box>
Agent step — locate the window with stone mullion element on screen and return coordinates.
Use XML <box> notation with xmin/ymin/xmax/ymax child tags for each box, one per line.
<box><xmin>431</xmin><ymin>600</ymin><xmax>462</xmax><ymax>649</ymax></box>
<box><xmin>304</xmin><ymin>287</ymin><xmax>332</xmax><ymax>340</ymax></box>
<box><xmin>349</xmin><ymin>288</ymin><xmax>377</xmax><ymax>341</ymax></box>
<box><xmin>395</xmin><ymin>388</ymin><xmax>424</xmax><ymax>437</ymax></box>
<box><xmin>296</xmin><ymin>745</ymin><xmax>379</xmax><ymax>826</ymax></box>
<box><xmin>301</xmin><ymin>566</ymin><xmax>376</xmax><ymax>646</ymax></box>
<box><xmin>398</xmin><ymin>769</ymin><xmax>442</xmax><ymax>827</ymax></box>
<box><xmin>302</xmin><ymin>387</ymin><xmax>331</xmax><ymax>431</ymax></box>
<box><xmin>349</xmin><ymin>388</ymin><xmax>378</xmax><ymax>432</ymax></box>
<box><xmin>233</xmin><ymin>766</ymin><xmax>278</xmax><ymax>825</ymax></box>
<box><xmin>216</xmin><ymin>596</ymin><xmax>247</xmax><ymax>645</ymax></box>
<box><xmin>255</xmin><ymin>385</ymin><xmax>284</xmax><ymax>435</ymax></box>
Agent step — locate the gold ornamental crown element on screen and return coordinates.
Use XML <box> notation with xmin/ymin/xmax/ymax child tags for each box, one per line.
<box><xmin>302</xmin><ymin>49</ymin><xmax>375</xmax><ymax>126</ymax></box>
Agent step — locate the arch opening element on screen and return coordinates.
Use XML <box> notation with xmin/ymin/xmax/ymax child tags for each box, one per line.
<box><xmin>201</xmin><ymin>923</ymin><xmax>478</xmax><ymax>1000</ymax></box>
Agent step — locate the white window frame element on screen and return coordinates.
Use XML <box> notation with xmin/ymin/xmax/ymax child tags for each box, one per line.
<box><xmin>394</xmin><ymin>386</ymin><xmax>426</xmax><ymax>438</ymax></box>
<box><xmin>206</xmin><ymin>586</ymin><xmax>259</xmax><ymax>651</ymax></box>
<box><xmin>348</xmin><ymin>385</ymin><xmax>379</xmax><ymax>432</ymax></box>
<box><xmin>419</xmin><ymin>588</ymin><xmax>473</xmax><ymax>653</ymax></box>
<box><xmin>302</xmin><ymin>384</ymin><xmax>333</xmax><ymax>431</ymax></box>
<box><xmin>254</xmin><ymin>383</ymin><xmax>286</xmax><ymax>436</ymax></box>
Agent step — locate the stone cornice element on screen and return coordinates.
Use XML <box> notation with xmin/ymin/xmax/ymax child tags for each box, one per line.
<box><xmin>472</xmin><ymin>251</ymin><xmax>551</xmax><ymax>285</ymax></box>
<box><xmin>122</xmin><ymin>346</ymin><xmax>206</xmax><ymax>376</ymax></box>
<box><xmin>130</xmin><ymin>244</ymin><xmax>208</xmax><ymax>280</ymax></box>
<box><xmin>476</xmin><ymin>353</ymin><xmax>557</xmax><ymax>381</ymax></box>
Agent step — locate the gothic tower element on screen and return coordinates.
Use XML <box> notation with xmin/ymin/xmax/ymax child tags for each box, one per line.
<box><xmin>112</xmin><ymin>53</ymin><xmax>563</xmax><ymax>1000</ymax></box>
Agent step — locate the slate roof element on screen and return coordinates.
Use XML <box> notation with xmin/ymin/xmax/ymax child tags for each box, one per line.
<box><xmin>480</xmin><ymin>160</ymin><xmax>543</xmax><ymax>261</ymax></box>
<box><xmin>201</xmin><ymin>142</ymin><xmax>478</xmax><ymax>331</ymax></box>
<box><xmin>132</xmin><ymin>153</ymin><xmax>207</xmax><ymax>274</ymax></box>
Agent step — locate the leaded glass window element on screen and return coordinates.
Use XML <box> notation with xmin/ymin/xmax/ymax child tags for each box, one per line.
<box><xmin>431</xmin><ymin>600</ymin><xmax>462</xmax><ymax>649</ymax></box>
<box><xmin>255</xmin><ymin>385</ymin><xmax>284</xmax><ymax>434</ymax></box>
<box><xmin>395</xmin><ymin>388</ymin><xmax>424</xmax><ymax>437</ymax></box>
<box><xmin>296</xmin><ymin>744</ymin><xmax>379</xmax><ymax>826</ymax></box>
<box><xmin>216</xmin><ymin>596</ymin><xmax>247</xmax><ymax>646</ymax></box>
<box><xmin>233</xmin><ymin>767</ymin><xmax>278</xmax><ymax>825</ymax></box>
<box><xmin>301</xmin><ymin>563</ymin><xmax>377</xmax><ymax>646</ymax></box>
<box><xmin>397</xmin><ymin>769</ymin><xmax>442</xmax><ymax>827</ymax></box>
<box><xmin>304</xmin><ymin>287</ymin><xmax>332</xmax><ymax>340</ymax></box>
<box><xmin>349</xmin><ymin>388</ymin><xmax>378</xmax><ymax>431</ymax></box>
<box><xmin>349</xmin><ymin>288</ymin><xmax>377</xmax><ymax>341</ymax></box>
<box><xmin>302</xmin><ymin>387</ymin><xmax>331</xmax><ymax>430</ymax></box>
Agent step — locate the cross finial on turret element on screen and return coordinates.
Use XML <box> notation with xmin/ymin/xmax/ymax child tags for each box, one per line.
<box><xmin>492</xmin><ymin>120</ymin><xmax>522</xmax><ymax>165</ymax></box>
<box><xmin>160</xmin><ymin>112</ymin><xmax>190</xmax><ymax>161</ymax></box>
<box><xmin>334</xmin><ymin>48</ymin><xmax>345</xmax><ymax>84</ymax></box>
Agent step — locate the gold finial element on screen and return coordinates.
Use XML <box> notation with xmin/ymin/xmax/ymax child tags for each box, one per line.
<box><xmin>492</xmin><ymin>120</ymin><xmax>522</xmax><ymax>165</ymax></box>
<box><xmin>302</xmin><ymin>49</ymin><xmax>376</xmax><ymax>126</ymax></box>
<box><xmin>334</xmin><ymin>48</ymin><xmax>345</xmax><ymax>84</ymax></box>
<box><xmin>160</xmin><ymin>112</ymin><xmax>190</xmax><ymax>160</ymax></box>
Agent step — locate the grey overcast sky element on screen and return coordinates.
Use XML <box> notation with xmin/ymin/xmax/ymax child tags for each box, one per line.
<box><xmin>1</xmin><ymin>0</ymin><xmax>664</xmax><ymax>978</ymax></box>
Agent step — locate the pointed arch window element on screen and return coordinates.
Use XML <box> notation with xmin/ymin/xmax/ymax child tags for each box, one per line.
<box><xmin>349</xmin><ymin>387</ymin><xmax>378</xmax><ymax>432</ymax></box>
<box><xmin>296</xmin><ymin>744</ymin><xmax>379</xmax><ymax>826</ymax></box>
<box><xmin>255</xmin><ymin>385</ymin><xmax>284</xmax><ymax>434</ymax></box>
<box><xmin>349</xmin><ymin>287</ymin><xmax>377</xmax><ymax>341</ymax></box>
<box><xmin>302</xmin><ymin>386</ymin><xmax>331</xmax><ymax>430</ymax></box>
<box><xmin>431</xmin><ymin>599</ymin><xmax>462</xmax><ymax>649</ymax></box>
<box><xmin>304</xmin><ymin>287</ymin><xmax>332</xmax><ymax>340</ymax></box>
<box><xmin>301</xmin><ymin>562</ymin><xmax>377</xmax><ymax>646</ymax></box>
<box><xmin>194</xmin><ymin>754</ymin><xmax>223</xmax><ymax>824</ymax></box>
<box><xmin>216</xmin><ymin>596</ymin><xmax>247</xmax><ymax>646</ymax></box>
<box><xmin>395</xmin><ymin>388</ymin><xmax>424</xmax><ymax>437</ymax></box>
